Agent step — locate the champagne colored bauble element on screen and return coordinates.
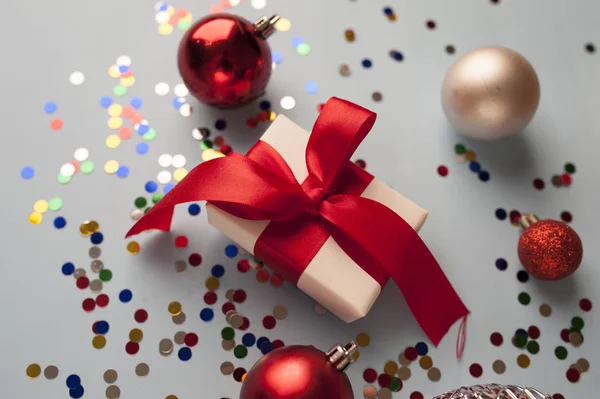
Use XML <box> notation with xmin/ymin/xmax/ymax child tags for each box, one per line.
<box><xmin>441</xmin><ymin>46</ymin><xmax>540</xmax><ymax>141</ymax></box>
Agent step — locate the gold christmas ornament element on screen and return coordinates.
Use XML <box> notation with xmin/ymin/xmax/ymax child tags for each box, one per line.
<box><xmin>441</xmin><ymin>46</ymin><xmax>540</xmax><ymax>141</ymax></box>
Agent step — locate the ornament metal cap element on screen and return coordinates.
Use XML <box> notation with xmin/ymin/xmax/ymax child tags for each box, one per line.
<box><xmin>326</xmin><ymin>341</ymin><xmax>357</xmax><ymax>372</ymax></box>
<box><xmin>519</xmin><ymin>213</ymin><xmax>540</xmax><ymax>230</ymax></box>
<box><xmin>434</xmin><ymin>384</ymin><xmax>551</xmax><ymax>399</ymax></box>
<box><xmin>254</xmin><ymin>15</ymin><xmax>280</xmax><ymax>39</ymax></box>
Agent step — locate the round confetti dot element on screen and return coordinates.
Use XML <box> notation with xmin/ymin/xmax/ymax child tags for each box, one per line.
<box><xmin>495</xmin><ymin>258</ymin><xmax>508</xmax><ymax>270</ymax></box>
<box><xmin>126</xmin><ymin>341</ymin><xmax>140</xmax><ymax>355</ymax></box>
<box><xmin>154</xmin><ymin>82</ymin><xmax>170</xmax><ymax>95</ymax></box>
<box><xmin>99</xmin><ymin>269</ymin><xmax>112</xmax><ymax>282</ymax></box>
<box><xmin>95</xmin><ymin>321</ymin><xmax>109</xmax><ymax>334</ymax></box>
<box><xmin>555</xmin><ymin>346</ymin><xmax>568</xmax><ymax>360</ymax></box>
<box><xmin>48</xmin><ymin>197</ymin><xmax>63</xmax><ymax>212</ymax></box>
<box><xmin>377</xmin><ymin>373</ymin><xmax>391</xmax><ymax>388</ymax></box>
<box><xmin>175</xmin><ymin>236</ymin><xmax>188</xmax><ymax>248</ymax></box>
<box><xmin>446</xmin><ymin>45</ymin><xmax>456</xmax><ymax>54</ymax></box>
<box><xmin>105</xmin><ymin>134</ymin><xmax>121</xmax><ymax>149</ymax></box>
<box><xmin>527</xmin><ymin>340</ymin><xmax>540</xmax><ymax>354</ymax></box>
<box><xmin>28</xmin><ymin>211</ymin><xmax>42</xmax><ymax>224</ymax></box>
<box><xmin>533</xmin><ymin>178</ymin><xmax>545</xmax><ymax>190</ymax></box>
<box><xmin>478</xmin><ymin>171</ymin><xmax>490</xmax><ymax>181</ymax></box>
<box><xmin>50</xmin><ymin>119</ymin><xmax>64</xmax><ymax>130</ymax></box>
<box><xmin>82</xmin><ymin>298</ymin><xmax>96</xmax><ymax>312</ymax></box>
<box><xmin>26</xmin><ymin>363</ymin><xmax>42</xmax><ymax>379</ymax></box>
<box><xmin>469</xmin><ymin>363</ymin><xmax>483</xmax><ymax>377</ymax></box>
<box><xmin>44</xmin><ymin>101</ymin><xmax>58</xmax><ymax>114</ymax></box>
<box><xmin>119</xmin><ymin>289</ymin><xmax>133</xmax><ymax>303</ymax></box>
<box><xmin>517</xmin><ymin>270</ymin><xmax>529</xmax><ymax>283</ymax></box>
<box><xmin>54</xmin><ymin>216</ymin><xmax>67</xmax><ymax>229</ymax></box>
<box><xmin>561</xmin><ymin>211</ymin><xmax>573</xmax><ymax>223</ymax></box>
<box><xmin>437</xmin><ymin>165</ymin><xmax>449</xmax><ymax>177</ymax></box>
<box><xmin>404</xmin><ymin>347</ymin><xmax>418</xmax><ymax>361</ymax></box>
<box><xmin>539</xmin><ymin>303</ymin><xmax>552</xmax><ymax>317</ymax></box>
<box><xmin>356</xmin><ymin>333</ymin><xmax>370</xmax><ymax>347</ymax></box>
<box><xmin>363</xmin><ymin>368</ymin><xmax>377</xmax><ymax>383</ymax></box>
<box><xmin>113</xmin><ymin>85</ymin><xmax>127</xmax><ymax>96</ymax></box>
<box><xmin>383</xmin><ymin>361</ymin><xmax>399</xmax><ymax>376</ymax></box>
<box><xmin>168</xmin><ymin>301</ymin><xmax>182</xmax><ymax>316</ymax></box>
<box><xmin>178</xmin><ymin>347</ymin><xmax>192</xmax><ymax>361</ymax></box>
<box><xmin>157</xmin><ymin>170</ymin><xmax>171</xmax><ymax>184</ymax></box>
<box><xmin>66</xmin><ymin>374</ymin><xmax>81</xmax><ymax>389</ymax></box>
<box><xmin>21</xmin><ymin>166</ymin><xmax>35</xmax><ymax>179</ymax></box>
<box><xmin>183</xmin><ymin>333</ymin><xmax>198</xmax><ymax>347</ymax></box>
<box><xmin>80</xmin><ymin>160</ymin><xmax>94</xmax><ymax>174</ymax></box>
<box><xmin>69</xmin><ymin>386</ymin><xmax>84</xmax><ymax>399</ymax></box>
<box><xmin>418</xmin><ymin>355</ymin><xmax>433</xmax><ymax>370</ymax></box>
<box><xmin>233</xmin><ymin>290</ymin><xmax>247</xmax><ymax>303</ymax></box>
<box><xmin>107</xmin><ymin>104</ymin><xmax>123</xmax><ymax>117</ymax></box>
<box><xmin>33</xmin><ymin>199</ymin><xmax>49</xmax><ymax>213</ymax></box>
<box><xmin>129</xmin><ymin>328</ymin><xmax>144</xmax><ymax>342</ymax></box>
<box><xmin>492</xmin><ymin>360</ymin><xmax>506</xmax><ymax>374</ymax></box>
<box><xmin>188</xmin><ymin>253</ymin><xmax>202</xmax><ymax>266</ymax></box>
<box><xmin>263</xmin><ymin>315</ymin><xmax>276</xmax><ymax>329</ymax></box>
<box><xmin>127</xmin><ymin>241</ymin><xmax>140</xmax><ymax>254</ymax></box>
<box><xmin>211</xmin><ymin>264</ymin><xmax>225</xmax><ymax>278</ymax></box>
<box><xmin>566</xmin><ymin>368</ymin><xmax>580</xmax><ymax>383</ymax></box>
<box><xmin>580</xmin><ymin>298</ymin><xmax>592</xmax><ymax>311</ymax></box>
<box><xmin>134</xmin><ymin>309</ymin><xmax>148</xmax><ymax>323</ymax></box>
<box><xmin>136</xmin><ymin>142</ymin><xmax>149</xmax><ymax>154</ymax></box>
<box><xmin>130</xmin><ymin>97</ymin><xmax>143</xmax><ymax>109</ymax></box>
<box><xmin>188</xmin><ymin>203</ymin><xmax>201</xmax><ymax>216</ymax></box>
<box><xmin>572</xmin><ymin>316</ymin><xmax>585</xmax><ymax>330</ymax></box>
<box><xmin>518</xmin><ymin>292</ymin><xmax>531</xmax><ymax>305</ymax></box>
<box><xmin>528</xmin><ymin>325</ymin><xmax>540</xmax><ymax>339</ymax></box>
<box><xmin>135</xmin><ymin>362</ymin><xmax>150</xmax><ymax>377</ymax></box>
<box><xmin>200</xmin><ymin>308</ymin><xmax>214</xmax><ymax>321</ymax></box>
<box><xmin>104</xmin><ymin>160</ymin><xmax>119</xmax><ymax>174</ymax></box>
<box><xmin>296</xmin><ymin>43</ymin><xmax>311</xmax><ymax>55</ymax></box>
<box><xmin>173</xmin><ymin>168</ymin><xmax>187</xmax><ymax>181</ymax></box>
<box><xmin>44</xmin><ymin>365</ymin><xmax>59</xmax><ymax>380</ymax></box>
<box><xmin>116</xmin><ymin>165</ymin><xmax>129</xmax><ymax>178</ymax></box>
<box><xmin>234</xmin><ymin>345</ymin><xmax>248</xmax><ymax>359</ymax></box>
<box><xmin>280</xmin><ymin>96</ymin><xmax>296</xmax><ymax>110</ymax></box>
<box><xmin>92</xmin><ymin>334</ymin><xmax>107</xmax><ymax>349</ymax></box>
<box><xmin>69</xmin><ymin>71</ymin><xmax>85</xmax><ymax>85</ymax></box>
<box><xmin>96</xmin><ymin>294</ymin><xmax>109</xmax><ymax>307</ymax></box>
<box><xmin>565</xmin><ymin>162</ymin><xmax>576</xmax><ymax>174</ymax></box>
<box><xmin>362</xmin><ymin>58</ymin><xmax>372</xmax><ymax>68</ymax></box>
<box><xmin>304</xmin><ymin>81</ymin><xmax>318</xmax><ymax>94</ymax></box>
<box><xmin>490</xmin><ymin>332</ymin><xmax>503</xmax><ymax>346</ymax></box>
<box><xmin>62</xmin><ymin>262</ymin><xmax>75</xmax><ymax>275</ymax></box>
<box><xmin>100</xmin><ymin>96</ymin><xmax>113</xmax><ymax>108</ymax></box>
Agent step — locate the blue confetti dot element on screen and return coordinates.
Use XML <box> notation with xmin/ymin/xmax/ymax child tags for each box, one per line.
<box><xmin>272</xmin><ymin>51</ymin><xmax>283</xmax><ymax>64</ymax></box>
<box><xmin>69</xmin><ymin>386</ymin><xmax>84</xmax><ymax>399</ymax></box>
<box><xmin>178</xmin><ymin>347</ymin><xmax>192</xmax><ymax>361</ymax></box>
<box><xmin>90</xmin><ymin>232</ymin><xmax>103</xmax><ymax>245</ymax></box>
<box><xmin>119</xmin><ymin>289</ymin><xmax>133</xmax><ymax>303</ymax></box>
<box><xmin>137</xmin><ymin>124</ymin><xmax>149</xmax><ymax>135</ymax></box>
<box><xmin>496</xmin><ymin>258</ymin><xmax>508</xmax><ymax>271</ymax></box>
<box><xmin>495</xmin><ymin>208</ymin><xmax>507</xmax><ymax>220</ymax></box>
<box><xmin>66</xmin><ymin>375</ymin><xmax>81</xmax><ymax>389</ymax></box>
<box><xmin>116</xmin><ymin>165</ymin><xmax>130</xmax><ymax>178</ymax></box>
<box><xmin>200</xmin><ymin>308</ymin><xmax>214</xmax><ymax>322</ymax></box>
<box><xmin>260</xmin><ymin>341</ymin><xmax>274</xmax><ymax>354</ymax></box>
<box><xmin>118</xmin><ymin>65</ymin><xmax>129</xmax><ymax>73</ymax></box>
<box><xmin>291</xmin><ymin>36</ymin><xmax>304</xmax><ymax>48</ymax></box>
<box><xmin>391</xmin><ymin>51</ymin><xmax>404</xmax><ymax>61</ymax></box>
<box><xmin>158</xmin><ymin>3</ymin><xmax>168</xmax><ymax>11</ymax></box>
<box><xmin>99</xmin><ymin>96</ymin><xmax>113</xmax><ymax>108</ymax></box>
<box><xmin>242</xmin><ymin>333</ymin><xmax>256</xmax><ymax>347</ymax></box>
<box><xmin>95</xmin><ymin>321</ymin><xmax>109</xmax><ymax>334</ymax></box>
<box><xmin>172</xmin><ymin>97</ymin><xmax>186</xmax><ymax>109</ymax></box>
<box><xmin>415</xmin><ymin>342</ymin><xmax>429</xmax><ymax>356</ymax></box>
<box><xmin>478</xmin><ymin>171</ymin><xmax>490</xmax><ymax>181</ymax></box>
<box><xmin>383</xmin><ymin>7</ymin><xmax>393</xmax><ymax>15</ymax></box>
<box><xmin>304</xmin><ymin>82</ymin><xmax>318</xmax><ymax>94</ymax></box>
<box><xmin>225</xmin><ymin>245</ymin><xmax>238</xmax><ymax>258</ymax></box>
<box><xmin>469</xmin><ymin>161</ymin><xmax>481</xmax><ymax>173</ymax></box>
<box><xmin>362</xmin><ymin>59</ymin><xmax>373</xmax><ymax>68</ymax></box>
<box><xmin>259</xmin><ymin>100</ymin><xmax>271</xmax><ymax>110</ymax></box>
<box><xmin>21</xmin><ymin>166</ymin><xmax>35</xmax><ymax>179</ymax></box>
<box><xmin>517</xmin><ymin>270</ymin><xmax>529</xmax><ymax>283</ymax></box>
<box><xmin>145</xmin><ymin>181</ymin><xmax>158</xmax><ymax>193</ymax></box>
<box><xmin>53</xmin><ymin>217</ymin><xmax>67</xmax><ymax>229</ymax></box>
<box><xmin>515</xmin><ymin>328</ymin><xmax>527</xmax><ymax>336</ymax></box>
<box><xmin>136</xmin><ymin>142</ymin><xmax>149</xmax><ymax>155</ymax></box>
<box><xmin>62</xmin><ymin>262</ymin><xmax>75</xmax><ymax>276</ymax></box>
<box><xmin>211</xmin><ymin>265</ymin><xmax>225</xmax><ymax>278</ymax></box>
<box><xmin>130</xmin><ymin>97</ymin><xmax>143</xmax><ymax>109</ymax></box>
<box><xmin>163</xmin><ymin>183</ymin><xmax>174</xmax><ymax>194</ymax></box>
<box><xmin>214</xmin><ymin>119</ymin><xmax>227</xmax><ymax>131</ymax></box>
<box><xmin>256</xmin><ymin>336</ymin><xmax>270</xmax><ymax>348</ymax></box>
<box><xmin>44</xmin><ymin>102</ymin><xmax>57</xmax><ymax>114</ymax></box>
<box><xmin>188</xmin><ymin>203</ymin><xmax>201</xmax><ymax>216</ymax></box>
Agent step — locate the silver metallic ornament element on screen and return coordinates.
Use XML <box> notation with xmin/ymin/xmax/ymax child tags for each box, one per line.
<box><xmin>434</xmin><ymin>384</ymin><xmax>551</xmax><ymax>399</ymax></box>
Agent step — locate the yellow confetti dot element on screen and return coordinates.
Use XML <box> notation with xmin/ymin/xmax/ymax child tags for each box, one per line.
<box><xmin>268</xmin><ymin>111</ymin><xmax>277</xmax><ymax>121</ymax></box>
<box><xmin>127</xmin><ymin>241</ymin><xmax>140</xmax><ymax>254</ymax></box>
<box><xmin>353</xmin><ymin>349</ymin><xmax>360</xmax><ymax>361</ymax></box>
<box><xmin>205</xmin><ymin>276</ymin><xmax>220</xmax><ymax>291</ymax></box>
<box><xmin>120</xmin><ymin>76</ymin><xmax>135</xmax><ymax>88</ymax></box>
<box><xmin>384</xmin><ymin>361</ymin><xmax>399</xmax><ymax>375</ymax></box>
<box><xmin>26</xmin><ymin>363</ymin><xmax>41</xmax><ymax>378</ymax></box>
<box><xmin>28</xmin><ymin>212</ymin><xmax>43</xmax><ymax>225</ymax></box>
<box><xmin>108</xmin><ymin>64</ymin><xmax>120</xmax><ymax>78</ymax></box>
<box><xmin>465</xmin><ymin>150</ymin><xmax>477</xmax><ymax>162</ymax></box>
<box><xmin>107</xmin><ymin>104</ymin><xmax>123</xmax><ymax>117</ymax></box>
<box><xmin>108</xmin><ymin>116</ymin><xmax>123</xmax><ymax>130</ymax></box>
<box><xmin>87</xmin><ymin>220</ymin><xmax>100</xmax><ymax>233</ymax></box>
<box><xmin>181</xmin><ymin>13</ymin><xmax>192</xmax><ymax>22</ymax></box>
<box><xmin>33</xmin><ymin>199</ymin><xmax>49</xmax><ymax>213</ymax></box>
<box><xmin>104</xmin><ymin>160</ymin><xmax>119</xmax><ymax>174</ymax></box>
<box><xmin>168</xmin><ymin>301</ymin><xmax>182</xmax><ymax>316</ymax></box>
<box><xmin>275</xmin><ymin>18</ymin><xmax>291</xmax><ymax>32</ymax></box>
<box><xmin>201</xmin><ymin>149</ymin><xmax>225</xmax><ymax>161</ymax></box>
<box><xmin>356</xmin><ymin>333</ymin><xmax>370</xmax><ymax>347</ymax></box>
<box><xmin>159</xmin><ymin>23</ymin><xmax>174</xmax><ymax>35</ymax></box>
<box><xmin>129</xmin><ymin>328</ymin><xmax>144</xmax><ymax>343</ymax></box>
<box><xmin>105</xmin><ymin>135</ymin><xmax>121</xmax><ymax>149</ymax></box>
<box><xmin>173</xmin><ymin>168</ymin><xmax>188</xmax><ymax>182</ymax></box>
<box><xmin>166</xmin><ymin>5</ymin><xmax>175</xmax><ymax>15</ymax></box>
<box><xmin>92</xmin><ymin>334</ymin><xmax>106</xmax><ymax>349</ymax></box>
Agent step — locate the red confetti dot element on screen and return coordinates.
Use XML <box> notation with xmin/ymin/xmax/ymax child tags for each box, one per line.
<box><xmin>566</xmin><ymin>368</ymin><xmax>580</xmax><ymax>383</ymax></box>
<box><xmin>175</xmin><ymin>235</ymin><xmax>188</xmax><ymax>248</ymax></box>
<box><xmin>528</xmin><ymin>326</ymin><xmax>540</xmax><ymax>339</ymax></box>
<box><xmin>269</xmin><ymin>273</ymin><xmax>283</xmax><ymax>287</ymax></box>
<box><xmin>125</xmin><ymin>341</ymin><xmax>140</xmax><ymax>355</ymax></box>
<box><xmin>561</xmin><ymin>173</ymin><xmax>572</xmax><ymax>185</ymax></box>
<box><xmin>410</xmin><ymin>392</ymin><xmax>424</xmax><ymax>399</ymax></box>
<box><xmin>239</xmin><ymin>317</ymin><xmax>250</xmax><ymax>331</ymax></box>
<box><xmin>377</xmin><ymin>373</ymin><xmax>391</xmax><ymax>388</ymax></box>
<box><xmin>184</xmin><ymin>333</ymin><xmax>199</xmax><ymax>347</ymax></box>
<box><xmin>245</xmin><ymin>118</ymin><xmax>258</xmax><ymax>128</ymax></box>
<box><xmin>263</xmin><ymin>315</ymin><xmax>276</xmax><ymax>329</ymax></box>
<box><xmin>69</xmin><ymin>161</ymin><xmax>80</xmax><ymax>173</ymax></box>
<box><xmin>258</xmin><ymin>111</ymin><xmax>270</xmax><ymax>122</ymax></box>
<box><xmin>272</xmin><ymin>339</ymin><xmax>285</xmax><ymax>349</ymax></box>
<box><xmin>256</xmin><ymin>268</ymin><xmax>270</xmax><ymax>283</ymax></box>
<box><xmin>490</xmin><ymin>332</ymin><xmax>503</xmax><ymax>346</ymax></box>
<box><xmin>580</xmin><ymin>298</ymin><xmax>592</xmax><ymax>312</ymax></box>
<box><xmin>233</xmin><ymin>290</ymin><xmax>247</xmax><ymax>303</ymax></box>
<box><xmin>119</xmin><ymin>127</ymin><xmax>132</xmax><ymax>140</ymax></box>
<box><xmin>130</xmin><ymin>114</ymin><xmax>143</xmax><ymax>125</ymax></box>
<box><xmin>355</xmin><ymin>159</ymin><xmax>367</xmax><ymax>169</ymax></box>
<box><xmin>553</xmin><ymin>394</ymin><xmax>566</xmax><ymax>399</ymax></box>
<box><xmin>92</xmin><ymin>322</ymin><xmax>99</xmax><ymax>333</ymax></box>
<box><xmin>222</xmin><ymin>302</ymin><xmax>236</xmax><ymax>315</ymax></box>
<box><xmin>76</xmin><ymin>276</ymin><xmax>90</xmax><ymax>289</ymax></box>
<box><xmin>426</xmin><ymin>20</ymin><xmax>437</xmax><ymax>29</ymax></box>
<box><xmin>533</xmin><ymin>178</ymin><xmax>545</xmax><ymax>190</ymax></box>
<box><xmin>560</xmin><ymin>329</ymin><xmax>570</xmax><ymax>343</ymax></box>
<box><xmin>233</xmin><ymin>367</ymin><xmax>246</xmax><ymax>382</ymax></box>
<box><xmin>221</xmin><ymin>145</ymin><xmax>232</xmax><ymax>155</ymax></box>
<box><xmin>213</xmin><ymin>136</ymin><xmax>225</xmax><ymax>146</ymax></box>
<box><xmin>363</xmin><ymin>368</ymin><xmax>377</xmax><ymax>383</ymax></box>
<box><xmin>509</xmin><ymin>210</ymin><xmax>521</xmax><ymax>223</ymax></box>
<box><xmin>82</xmin><ymin>298</ymin><xmax>96</xmax><ymax>312</ymax></box>
<box><xmin>176</xmin><ymin>8</ymin><xmax>187</xmax><ymax>18</ymax></box>
<box><xmin>50</xmin><ymin>119</ymin><xmax>63</xmax><ymax>130</ymax></box>
<box><xmin>469</xmin><ymin>363</ymin><xmax>483</xmax><ymax>378</ymax></box>
<box><xmin>404</xmin><ymin>347</ymin><xmax>418</xmax><ymax>361</ymax></box>
<box><xmin>204</xmin><ymin>291</ymin><xmax>217</xmax><ymax>305</ymax></box>
<box><xmin>134</xmin><ymin>309</ymin><xmax>148</xmax><ymax>323</ymax></box>
<box><xmin>122</xmin><ymin>106</ymin><xmax>135</xmax><ymax>118</ymax></box>
<box><xmin>560</xmin><ymin>211</ymin><xmax>572</xmax><ymax>223</ymax></box>
<box><xmin>437</xmin><ymin>165</ymin><xmax>449</xmax><ymax>177</ymax></box>
<box><xmin>237</xmin><ymin>260</ymin><xmax>250</xmax><ymax>273</ymax></box>
<box><xmin>96</xmin><ymin>294</ymin><xmax>109</xmax><ymax>307</ymax></box>
<box><xmin>188</xmin><ymin>253</ymin><xmax>202</xmax><ymax>266</ymax></box>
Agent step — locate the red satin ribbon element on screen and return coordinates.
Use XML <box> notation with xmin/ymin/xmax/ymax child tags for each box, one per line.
<box><xmin>126</xmin><ymin>97</ymin><xmax>469</xmax><ymax>349</ymax></box>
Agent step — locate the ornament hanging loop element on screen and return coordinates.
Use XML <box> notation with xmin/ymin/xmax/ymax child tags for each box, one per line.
<box><xmin>519</xmin><ymin>213</ymin><xmax>540</xmax><ymax>230</ymax></box>
<box><xmin>326</xmin><ymin>341</ymin><xmax>357</xmax><ymax>372</ymax></box>
<box><xmin>254</xmin><ymin>14</ymin><xmax>280</xmax><ymax>39</ymax></box>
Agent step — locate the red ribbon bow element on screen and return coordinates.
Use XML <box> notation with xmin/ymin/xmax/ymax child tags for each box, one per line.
<box><xmin>127</xmin><ymin>97</ymin><xmax>468</xmax><ymax>352</ymax></box>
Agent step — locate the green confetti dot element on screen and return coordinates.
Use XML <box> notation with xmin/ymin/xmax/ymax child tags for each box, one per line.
<box><xmin>296</xmin><ymin>43</ymin><xmax>311</xmax><ymax>56</ymax></box>
<box><xmin>554</xmin><ymin>345</ymin><xmax>568</xmax><ymax>360</ymax></box>
<box><xmin>221</xmin><ymin>327</ymin><xmax>235</xmax><ymax>340</ymax></box>
<box><xmin>152</xmin><ymin>193</ymin><xmax>163</xmax><ymax>204</ymax></box>
<box><xmin>48</xmin><ymin>197</ymin><xmax>63</xmax><ymax>211</ymax></box>
<box><xmin>514</xmin><ymin>334</ymin><xmax>528</xmax><ymax>348</ymax></box>
<box><xmin>201</xmin><ymin>140</ymin><xmax>213</xmax><ymax>150</ymax></box>
<box><xmin>526</xmin><ymin>340</ymin><xmax>540</xmax><ymax>354</ymax></box>
<box><xmin>388</xmin><ymin>377</ymin><xmax>401</xmax><ymax>391</ymax></box>
<box><xmin>143</xmin><ymin>128</ymin><xmax>157</xmax><ymax>141</ymax></box>
<box><xmin>99</xmin><ymin>269</ymin><xmax>112</xmax><ymax>282</ymax></box>
<box><xmin>57</xmin><ymin>173</ymin><xmax>71</xmax><ymax>185</ymax></box>
<box><xmin>518</xmin><ymin>292</ymin><xmax>531</xmax><ymax>305</ymax></box>
<box><xmin>80</xmin><ymin>161</ymin><xmax>95</xmax><ymax>174</ymax></box>
<box><xmin>455</xmin><ymin>144</ymin><xmax>466</xmax><ymax>154</ymax></box>
<box><xmin>178</xmin><ymin>20</ymin><xmax>191</xmax><ymax>30</ymax></box>
<box><xmin>571</xmin><ymin>317</ymin><xmax>584</xmax><ymax>330</ymax></box>
<box><xmin>144</xmin><ymin>207</ymin><xmax>152</xmax><ymax>214</ymax></box>
<box><xmin>564</xmin><ymin>163</ymin><xmax>576</xmax><ymax>174</ymax></box>
<box><xmin>568</xmin><ymin>326</ymin><xmax>581</xmax><ymax>333</ymax></box>
<box><xmin>134</xmin><ymin>197</ymin><xmax>147</xmax><ymax>209</ymax></box>
<box><xmin>113</xmin><ymin>85</ymin><xmax>127</xmax><ymax>97</ymax></box>
<box><xmin>233</xmin><ymin>345</ymin><xmax>248</xmax><ymax>359</ymax></box>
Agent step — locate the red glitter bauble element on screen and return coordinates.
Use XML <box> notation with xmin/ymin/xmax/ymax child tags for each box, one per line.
<box><xmin>518</xmin><ymin>218</ymin><xmax>583</xmax><ymax>280</ymax></box>
<box><xmin>239</xmin><ymin>344</ymin><xmax>354</xmax><ymax>399</ymax></box>
<box><xmin>177</xmin><ymin>14</ymin><xmax>276</xmax><ymax>109</ymax></box>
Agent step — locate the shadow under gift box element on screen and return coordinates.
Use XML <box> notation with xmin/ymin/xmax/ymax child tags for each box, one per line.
<box><xmin>207</xmin><ymin>114</ymin><xmax>428</xmax><ymax>323</ymax></box>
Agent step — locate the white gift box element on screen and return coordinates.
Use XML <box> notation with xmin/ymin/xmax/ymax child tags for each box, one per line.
<box><xmin>207</xmin><ymin>115</ymin><xmax>428</xmax><ymax>322</ymax></box>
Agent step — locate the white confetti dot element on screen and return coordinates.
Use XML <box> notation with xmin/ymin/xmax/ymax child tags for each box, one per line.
<box><xmin>154</xmin><ymin>1</ymin><xmax>166</xmax><ymax>11</ymax></box>
<box><xmin>174</xmin><ymin>83</ymin><xmax>189</xmax><ymax>97</ymax></box>
<box><xmin>60</xmin><ymin>163</ymin><xmax>76</xmax><ymax>177</ymax></box>
<box><xmin>229</xmin><ymin>0</ymin><xmax>241</xmax><ymax>5</ymax></box>
<box><xmin>192</xmin><ymin>128</ymin><xmax>203</xmax><ymax>141</ymax></box>
<box><xmin>155</xmin><ymin>11</ymin><xmax>170</xmax><ymax>24</ymax></box>
<box><xmin>154</xmin><ymin>82</ymin><xmax>170</xmax><ymax>96</ymax></box>
<box><xmin>172</xmin><ymin>154</ymin><xmax>186</xmax><ymax>168</ymax></box>
<box><xmin>179</xmin><ymin>103</ymin><xmax>192</xmax><ymax>117</ymax></box>
<box><xmin>158</xmin><ymin>154</ymin><xmax>173</xmax><ymax>168</ymax></box>
<box><xmin>157</xmin><ymin>170</ymin><xmax>172</xmax><ymax>184</ymax></box>
<box><xmin>280</xmin><ymin>96</ymin><xmax>296</xmax><ymax>110</ymax></box>
<box><xmin>69</xmin><ymin>71</ymin><xmax>85</xmax><ymax>86</ymax></box>
<box><xmin>73</xmin><ymin>148</ymin><xmax>89</xmax><ymax>162</ymax></box>
<box><xmin>251</xmin><ymin>0</ymin><xmax>267</xmax><ymax>9</ymax></box>
<box><xmin>116</xmin><ymin>55</ymin><xmax>132</xmax><ymax>67</ymax></box>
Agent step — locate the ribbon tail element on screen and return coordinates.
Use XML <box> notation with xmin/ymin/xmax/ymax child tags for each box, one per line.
<box><xmin>320</xmin><ymin>195</ymin><xmax>469</xmax><ymax>348</ymax></box>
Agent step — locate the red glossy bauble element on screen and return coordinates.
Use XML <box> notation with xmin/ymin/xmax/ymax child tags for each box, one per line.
<box><xmin>239</xmin><ymin>344</ymin><xmax>355</xmax><ymax>399</ymax></box>
<box><xmin>177</xmin><ymin>13</ymin><xmax>276</xmax><ymax>109</ymax></box>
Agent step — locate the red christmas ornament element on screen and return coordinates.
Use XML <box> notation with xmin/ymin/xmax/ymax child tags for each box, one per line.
<box><xmin>239</xmin><ymin>341</ymin><xmax>356</xmax><ymax>399</ymax></box>
<box><xmin>177</xmin><ymin>13</ymin><xmax>279</xmax><ymax>109</ymax></box>
<box><xmin>518</xmin><ymin>214</ymin><xmax>583</xmax><ymax>280</ymax></box>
